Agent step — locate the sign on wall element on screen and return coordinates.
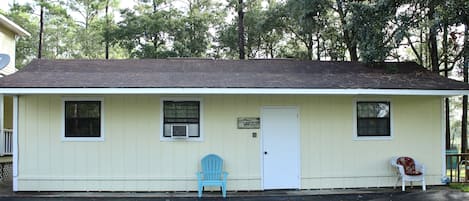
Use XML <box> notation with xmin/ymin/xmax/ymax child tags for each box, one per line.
<box><xmin>237</xmin><ymin>117</ymin><xmax>260</xmax><ymax>129</ymax></box>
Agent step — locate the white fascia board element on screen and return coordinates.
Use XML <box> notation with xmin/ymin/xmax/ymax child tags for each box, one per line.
<box><xmin>0</xmin><ymin>88</ymin><xmax>468</xmax><ymax>96</ymax></box>
<box><xmin>0</xmin><ymin>14</ymin><xmax>31</xmax><ymax>37</ymax></box>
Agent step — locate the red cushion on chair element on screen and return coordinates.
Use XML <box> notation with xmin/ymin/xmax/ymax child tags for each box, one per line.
<box><xmin>397</xmin><ymin>157</ymin><xmax>422</xmax><ymax>176</ymax></box>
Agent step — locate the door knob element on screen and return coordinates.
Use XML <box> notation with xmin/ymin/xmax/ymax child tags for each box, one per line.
<box><xmin>264</xmin><ymin>151</ymin><xmax>268</xmax><ymax>155</ymax></box>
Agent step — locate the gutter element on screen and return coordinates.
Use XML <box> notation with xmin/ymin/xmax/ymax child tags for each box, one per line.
<box><xmin>0</xmin><ymin>88</ymin><xmax>468</xmax><ymax>96</ymax></box>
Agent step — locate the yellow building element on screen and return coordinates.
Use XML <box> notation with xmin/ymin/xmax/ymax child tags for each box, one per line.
<box><xmin>0</xmin><ymin>14</ymin><xmax>30</xmax><ymax>76</ymax></box>
<box><xmin>0</xmin><ymin>14</ymin><xmax>30</xmax><ymax>156</ymax></box>
<box><xmin>0</xmin><ymin>59</ymin><xmax>467</xmax><ymax>192</ymax></box>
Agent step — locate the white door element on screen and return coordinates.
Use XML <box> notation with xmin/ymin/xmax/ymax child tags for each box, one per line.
<box><xmin>262</xmin><ymin>107</ymin><xmax>300</xmax><ymax>189</ymax></box>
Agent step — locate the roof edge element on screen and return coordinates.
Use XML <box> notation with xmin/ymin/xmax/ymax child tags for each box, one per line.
<box><xmin>0</xmin><ymin>88</ymin><xmax>467</xmax><ymax>96</ymax></box>
<box><xmin>0</xmin><ymin>14</ymin><xmax>31</xmax><ymax>37</ymax></box>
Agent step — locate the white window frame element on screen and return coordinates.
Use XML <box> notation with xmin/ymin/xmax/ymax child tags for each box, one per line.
<box><xmin>160</xmin><ymin>97</ymin><xmax>204</xmax><ymax>142</ymax></box>
<box><xmin>353</xmin><ymin>98</ymin><xmax>393</xmax><ymax>141</ymax></box>
<box><xmin>62</xmin><ymin>97</ymin><xmax>104</xmax><ymax>142</ymax></box>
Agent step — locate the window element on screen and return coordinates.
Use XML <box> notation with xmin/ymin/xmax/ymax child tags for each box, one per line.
<box><xmin>162</xmin><ymin>99</ymin><xmax>202</xmax><ymax>140</ymax></box>
<box><xmin>63</xmin><ymin>98</ymin><xmax>103</xmax><ymax>141</ymax></box>
<box><xmin>355</xmin><ymin>101</ymin><xmax>391</xmax><ymax>138</ymax></box>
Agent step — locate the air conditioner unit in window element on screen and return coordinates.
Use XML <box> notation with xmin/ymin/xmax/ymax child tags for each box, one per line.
<box><xmin>171</xmin><ymin>124</ymin><xmax>189</xmax><ymax>138</ymax></box>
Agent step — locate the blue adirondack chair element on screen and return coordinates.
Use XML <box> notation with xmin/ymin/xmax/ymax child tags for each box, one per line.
<box><xmin>197</xmin><ymin>154</ymin><xmax>228</xmax><ymax>198</ymax></box>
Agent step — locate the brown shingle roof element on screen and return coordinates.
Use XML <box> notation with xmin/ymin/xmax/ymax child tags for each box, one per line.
<box><xmin>0</xmin><ymin>59</ymin><xmax>468</xmax><ymax>90</ymax></box>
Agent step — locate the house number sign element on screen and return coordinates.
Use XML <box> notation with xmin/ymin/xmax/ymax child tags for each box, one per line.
<box><xmin>237</xmin><ymin>117</ymin><xmax>260</xmax><ymax>129</ymax></box>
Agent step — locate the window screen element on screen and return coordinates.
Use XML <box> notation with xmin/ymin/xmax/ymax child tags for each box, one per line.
<box><xmin>163</xmin><ymin>101</ymin><xmax>200</xmax><ymax>137</ymax></box>
<box><xmin>356</xmin><ymin>101</ymin><xmax>390</xmax><ymax>137</ymax></box>
<box><xmin>65</xmin><ymin>101</ymin><xmax>101</xmax><ymax>137</ymax></box>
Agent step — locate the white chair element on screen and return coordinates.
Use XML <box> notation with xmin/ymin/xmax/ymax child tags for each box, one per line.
<box><xmin>390</xmin><ymin>156</ymin><xmax>426</xmax><ymax>191</ymax></box>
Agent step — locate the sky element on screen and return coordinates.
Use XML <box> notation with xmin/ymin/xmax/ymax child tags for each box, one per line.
<box><xmin>1</xmin><ymin>0</ymin><xmax>151</xmax><ymax>24</ymax></box>
<box><xmin>0</xmin><ymin>0</ymin><xmax>200</xmax><ymax>13</ymax></box>
<box><xmin>1</xmin><ymin>0</ymin><xmax>137</xmax><ymax>13</ymax></box>
<box><xmin>0</xmin><ymin>0</ymin><xmax>11</xmax><ymax>11</ymax></box>
<box><xmin>0</xmin><ymin>0</ymin><xmax>213</xmax><ymax>24</ymax></box>
<box><xmin>1</xmin><ymin>0</ymin><xmax>135</xmax><ymax>11</ymax></box>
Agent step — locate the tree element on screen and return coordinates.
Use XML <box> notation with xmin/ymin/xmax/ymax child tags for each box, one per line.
<box><xmin>347</xmin><ymin>0</ymin><xmax>420</xmax><ymax>62</ymax></box>
<box><xmin>68</xmin><ymin>0</ymin><xmax>108</xmax><ymax>58</ymax></box>
<box><xmin>331</xmin><ymin>0</ymin><xmax>358</xmax><ymax>61</ymax></box>
<box><xmin>216</xmin><ymin>22</ymin><xmax>239</xmax><ymax>58</ymax></box>
<box><xmin>320</xmin><ymin>10</ymin><xmax>347</xmax><ymax>61</ymax></box>
<box><xmin>111</xmin><ymin>1</ymin><xmax>177</xmax><ymax>58</ymax></box>
<box><xmin>427</xmin><ymin>0</ymin><xmax>440</xmax><ymax>72</ymax></box>
<box><xmin>171</xmin><ymin>0</ymin><xmax>222</xmax><ymax>57</ymax></box>
<box><xmin>237</xmin><ymin>0</ymin><xmax>245</xmax><ymax>59</ymax></box>
<box><xmin>103</xmin><ymin>0</ymin><xmax>121</xmax><ymax>59</ymax></box>
<box><xmin>449</xmin><ymin>0</ymin><xmax>469</xmax><ymax>153</ymax></box>
<box><xmin>38</xmin><ymin>0</ymin><xmax>44</xmax><ymax>58</ymax></box>
<box><xmin>42</xmin><ymin>5</ymin><xmax>78</xmax><ymax>59</ymax></box>
<box><xmin>259</xmin><ymin>1</ymin><xmax>284</xmax><ymax>58</ymax></box>
<box><xmin>275</xmin><ymin>0</ymin><xmax>330</xmax><ymax>60</ymax></box>
<box><xmin>105</xmin><ymin>0</ymin><xmax>110</xmax><ymax>59</ymax></box>
<box><xmin>218</xmin><ymin>0</ymin><xmax>276</xmax><ymax>59</ymax></box>
<box><xmin>9</xmin><ymin>0</ymin><xmax>76</xmax><ymax>61</ymax></box>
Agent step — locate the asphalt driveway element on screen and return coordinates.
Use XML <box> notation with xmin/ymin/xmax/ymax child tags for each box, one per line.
<box><xmin>0</xmin><ymin>181</ymin><xmax>468</xmax><ymax>201</ymax></box>
<box><xmin>0</xmin><ymin>191</ymin><xmax>469</xmax><ymax>201</ymax></box>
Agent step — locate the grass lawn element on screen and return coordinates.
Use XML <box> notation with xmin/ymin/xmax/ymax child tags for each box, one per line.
<box><xmin>446</xmin><ymin>168</ymin><xmax>469</xmax><ymax>192</ymax></box>
<box><xmin>449</xmin><ymin>183</ymin><xmax>469</xmax><ymax>192</ymax></box>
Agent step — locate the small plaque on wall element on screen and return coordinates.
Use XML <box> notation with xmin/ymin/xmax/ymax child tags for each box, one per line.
<box><xmin>237</xmin><ymin>117</ymin><xmax>260</xmax><ymax>129</ymax></box>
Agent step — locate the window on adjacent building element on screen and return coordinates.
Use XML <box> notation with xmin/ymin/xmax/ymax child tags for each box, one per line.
<box><xmin>356</xmin><ymin>101</ymin><xmax>391</xmax><ymax>137</ymax></box>
<box><xmin>64</xmin><ymin>100</ymin><xmax>102</xmax><ymax>139</ymax></box>
<box><xmin>162</xmin><ymin>100</ymin><xmax>200</xmax><ymax>138</ymax></box>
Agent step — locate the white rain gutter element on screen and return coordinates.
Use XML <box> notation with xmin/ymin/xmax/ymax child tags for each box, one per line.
<box><xmin>0</xmin><ymin>14</ymin><xmax>31</xmax><ymax>37</ymax></box>
<box><xmin>0</xmin><ymin>88</ymin><xmax>468</xmax><ymax>96</ymax></box>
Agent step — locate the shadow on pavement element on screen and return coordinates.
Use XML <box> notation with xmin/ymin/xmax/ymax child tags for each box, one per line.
<box><xmin>0</xmin><ymin>186</ymin><xmax>467</xmax><ymax>201</ymax></box>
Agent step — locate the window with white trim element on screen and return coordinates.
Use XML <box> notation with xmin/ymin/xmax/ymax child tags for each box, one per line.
<box><xmin>355</xmin><ymin>101</ymin><xmax>391</xmax><ymax>137</ymax></box>
<box><xmin>162</xmin><ymin>99</ymin><xmax>202</xmax><ymax>139</ymax></box>
<box><xmin>63</xmin><ymin>98</ymin><xmax>103</xmax><ymax>141</ymax></box>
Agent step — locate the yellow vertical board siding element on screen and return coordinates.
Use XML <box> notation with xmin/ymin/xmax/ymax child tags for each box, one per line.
<box><xmin>4</xmin><ymin>96</ymin><xmax>13</xmax><ymax>129</ymax></box>
<box><xmin>0</xmin><ymin>25</ymin><xmax>17</xmax><ymax>75</ymax></box>
<box><xmin>280</xmin><ymin>94</ymin><xmax>436</xmax><ymax>189</ymax></box>
<box><xmin>17</xmin><ymin>95</ymin><xmax>442</xmax><ymax>191</ymax></box>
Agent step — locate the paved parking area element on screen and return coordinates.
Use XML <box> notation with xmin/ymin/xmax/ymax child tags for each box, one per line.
<box><xmin>0</xmin><ymin>186</ymin><xmax>467</xmax><ymax>201</ymax></box>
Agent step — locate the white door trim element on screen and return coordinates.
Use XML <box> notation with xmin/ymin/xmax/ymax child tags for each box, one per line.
<box><xmin>260</xmin><ymin>106</ymin><xmax>301</xmax><ymax>190</ymax></box>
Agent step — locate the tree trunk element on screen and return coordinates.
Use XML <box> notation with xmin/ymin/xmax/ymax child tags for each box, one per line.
<box><xmin>152</xmin><ymin>0</ymin><xmax>157</xmax><ymax>13</ymax></box>
<box><xmin>446</xmin><ymin>97</ymin><xmax>451</xmax><ymax>147</ymax></box>
<box><xmin>335</xmin><ymin>0</ymin><xmax>358</xmax><ymax>61</ymax></box>
<box><xmin>444</xmin><ymin>24</ymin><xmax>451</xmax><ymax>150</ymax></box>
<box><xmin>306</xmin><ymin>34</ymin><xmax>313</xmax><ymax>60</ymax></box>
<box><xmin>348</xmin><ymin>42</ymin><xmax>358</xmax><ymax>61</ymax></box>
<box><xmin>316</xmin><ymin>31</ymin><xmax>320</xmax><ymax>61</ymax></box>
<box><xmin>152</xmin><ymin>0</ymin><xmax>159</xmax><ymax>58</ymax></box>
<box><xmin>38</xmin><ymin>3</ymin><xmax>44</xmax><ymax>59</ymax></box>
<box><xmin>428</xmin><ymin>3</ymin><xmax>439</xmax><ymax>72</ymax></box>
<box><xmin>269</xmin><ymin>42</ymin><xmax>274</xmax><ymax>58</ymax></box>
<box><xmin>237</xmin><ymin>0</ymin><xmax>245</xmax><ymax>60</ymax></box>
<box><xmin>462</xmin><ymin>25</ymin><xmax>469</xmax><ymax>154</ymax></box>
<box><xmin>420</xmin><ymin>28</ymin><xmax>425</xmax><ymax>67</ymax></box>
<box><xmin>105</xmin><ymin>0</ymin><xmax>110</xmax><ymax>59</ymax></box>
